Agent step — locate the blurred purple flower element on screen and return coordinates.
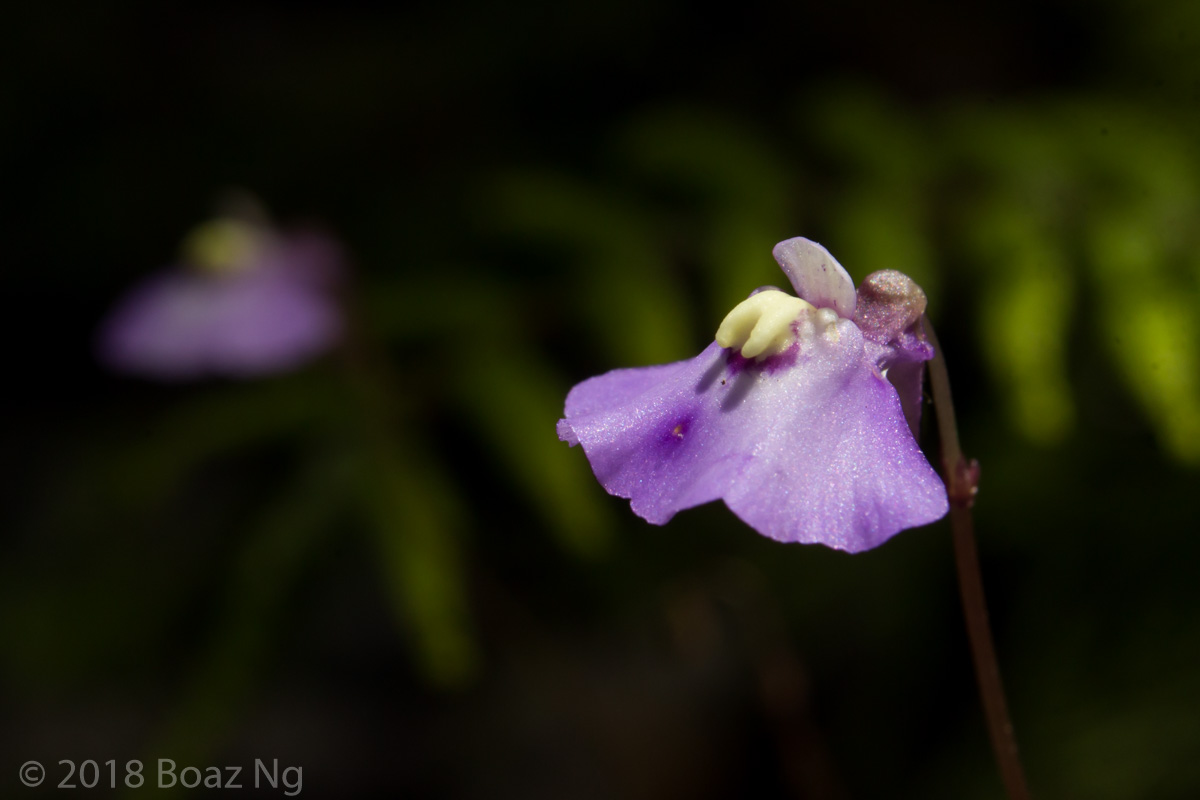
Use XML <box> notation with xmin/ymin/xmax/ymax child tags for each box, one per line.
<box><xmin>98</xmin><ymin>217</ymin><xmax>344</xmax><ymax>380</ymax></box>
<box><xmin>557</xmin><ymin>238</ymin><xmax>948</xmax><ymax>553</ymax></box>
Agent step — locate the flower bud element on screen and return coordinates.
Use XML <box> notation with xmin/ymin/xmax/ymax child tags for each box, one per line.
<box><xmin>853</xmin><ymin>270</ymin><xmax>927</xmax><ymax>343</ymax></box>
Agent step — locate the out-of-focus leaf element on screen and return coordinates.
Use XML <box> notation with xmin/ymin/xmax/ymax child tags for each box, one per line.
<box><xmin>700</xmin><ymin>214</ymin><xmax>795</xmax><ymax>319</ymax></box>
<box><xmin>365</xmin><ymin>441</ymin><xmax>477</xmax><ymax>687</ymax></box>
<box><xmin>482</xmin><ymin>169</ymin><xmax>693</xmax><ymax>365</ymax></box>
<box><xmin>804</xmin><ymin>86</ymin><xmax>933</xmax><ymax>188</ymax></box>
<box><xmin>616</xmin><ymin>107</ymin><xmax>790</xmax><ymax>211</ymax></box>
<box><xmin>936</xmin><ymin>98</ymin><xmax>1200</xmax><ymax>464</ymax></box>
<box><xmin>1067</xmin><ymin>100</ymin><xmax>1200</xmax><ymax>228</ymax></box>
<box><xmin>982</xmin><ymin>263</ymin><xmax>1076</xmax><ymax>445</ymax></box>
<box><xmin>482</xmin><ymin>168</ymin><xmax>652</xmax><ymax>255</ymax></box>
<box><xmin>1059</xmin><ymin>696</ymin><xmax>1200</xmax><ymax>799</ymax></box>
<box><xmin>148</xmin><ymin>451</ymin><xmax>350</xmax><ymax>769</ymax></box>
<box><xmin>826</xmin><ymin>189</ymin><xmax>940</xmax><ymax>305</ymax></box>
<box><xmin>362</xmin><ymin>274</ymin><xmax>504</xmax><ymax>342</ymax></box>
<box><xmin>453</xmin><ymin>342</ymin><xmax>614</xmax><ymax>558</ymax></box>
<box><xmin>966</xmin><ymin>203</ymin><xmax>1076</xmax><ymax>444</ymax></box>
<box><xmin>103</xmin><ymin>372</ymin><xmax>335</xmax><ymax>511</ymax></box>
<box><xmin>615</xmin><ymin>107</ymin><xmax>793</xmax><ymax>318</ymax></box>
<box><xmin>0</xmin><ymin>544</ymin><xmax>188</xmax><ymax>691</ymax></box>
<box><xmin>941</xmin><ymin>102</ymin><xmax>1071</xmax><ymax>202</ymax></box>
<box><xmin>1088</xmin><ymin>212</ymin><xmax>1200</xmax><ymax>463</ymax></box>
<box><xmin>334</xmin><ymin>317</ymin><xmax>479</xmax><ymax>687</ymax></box>
<box><xmin>579</xmin><ymin>250</ymin><xmax>695</xmax><ymax>366</ymax></box>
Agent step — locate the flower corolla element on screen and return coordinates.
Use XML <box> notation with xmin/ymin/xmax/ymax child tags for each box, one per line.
<box><xmin>98</xmin><ymin>214</ymin><xmax>343</xmax><ymax>380</ymax></box>
<box><xmin>557</xmin><ymin>238</ymin><xmax>948</xmax><ymax>552</ymax></box>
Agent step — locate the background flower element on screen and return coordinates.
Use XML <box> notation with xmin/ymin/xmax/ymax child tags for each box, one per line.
<box><xmin>98</xmin><ymin>216</ymin><xmax>343</xmax><ymax>380</ymax></box>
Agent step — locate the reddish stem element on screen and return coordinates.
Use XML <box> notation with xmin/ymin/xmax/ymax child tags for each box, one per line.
<box><xmin>923</xmin><ymin>316</ymin><xmax>1031</xmax><ymax>800</ymax></box>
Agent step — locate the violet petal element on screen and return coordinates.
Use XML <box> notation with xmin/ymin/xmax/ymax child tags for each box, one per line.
<box><xmin>559</xmin><ymin>327</ymin><xmax>948</xmax><ymax>552</ymax></box>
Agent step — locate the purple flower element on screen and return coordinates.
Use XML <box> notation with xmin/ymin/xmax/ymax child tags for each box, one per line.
<box><xmin>557</xmin><ymin>238</ymin><xmax>948</xmax><ymax>553</ymax></box>
<box><xmin>98</xmin><ymin>217</ymin><xmax>344</xmax><ymax>380</ymax></box>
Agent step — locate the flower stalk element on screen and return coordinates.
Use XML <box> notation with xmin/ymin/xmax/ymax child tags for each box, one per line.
<box><xmin>924</xmin><ymin>317</ymin><xmax>1031</xmax><ymax>800</ymax></box>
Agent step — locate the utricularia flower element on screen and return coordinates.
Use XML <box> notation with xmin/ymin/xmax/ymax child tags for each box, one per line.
<box><xmin>98</xmin><ymin>213</ymin><xmax>344</xmax><ymax>380</ymax></box>
<box><xmin>557</xmin><ymin>238</ymin><xmax>948</xmax><ymax>552</ymax></box>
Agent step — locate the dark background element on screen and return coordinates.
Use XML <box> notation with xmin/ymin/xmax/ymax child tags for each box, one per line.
<box><xmin>4</xmin><ymin>1</ymin><xmax>1200</xmax><ymax>797</ymax></box>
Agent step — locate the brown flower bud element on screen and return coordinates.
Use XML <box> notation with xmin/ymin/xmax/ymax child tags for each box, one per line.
<box><xmin>853</xmin><ymin>270</ymin><xmax>927</xmax><ymax>343</ymax></box>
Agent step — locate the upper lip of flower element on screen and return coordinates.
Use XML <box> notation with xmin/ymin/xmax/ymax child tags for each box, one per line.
<box><xmin>771</xmin><ymin>237</ymin><xmax>857</xmax><ymax>319</ymax></box>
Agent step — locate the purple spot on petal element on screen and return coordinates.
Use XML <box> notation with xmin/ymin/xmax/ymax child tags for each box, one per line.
<box><xmin>656</xmin><ymin>411</ymin><xmax>696</xmax><ymax>451</ymax></box>
<box><xmin>724</xmin><ymin>350</ymin><xmax>749</xmax><ymax>377</ymax></box>
<box><xmin>724</xmin><ymin>350</ymin><xmax>750</xmax><ymax>377</ymax></box>
<box><xmin>724</xmin><ymin>341</ymin><xmax>799</xmax><ymax>377</ymax></box>
<box><xmin>760</xmin><ymin>342</ymin><xmax>800</xmax><ymax>374</ymax></box>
